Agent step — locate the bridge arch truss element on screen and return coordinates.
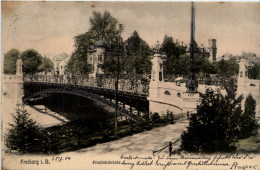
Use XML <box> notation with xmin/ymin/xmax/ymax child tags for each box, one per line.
<box><xmin>23</xmin><ymin>82</ymin><xmax>149</xmax><ymax>123</ymax></box>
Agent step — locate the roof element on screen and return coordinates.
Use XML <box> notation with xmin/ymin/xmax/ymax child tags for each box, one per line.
<box><xmin>95</xmin><ymin>39</ymin><xmax>109</xmax><ymax>48</ymax></box>
<box><xmin>53</xmin><ymin>53</ymin><xmax>69</xmax><ymax>61</ymax></box>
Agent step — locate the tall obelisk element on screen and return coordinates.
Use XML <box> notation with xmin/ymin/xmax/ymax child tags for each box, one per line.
<box><xmin>186</xmin><ymin>2</ymin><xmax>198</xmax><ymax>93</ymax></box>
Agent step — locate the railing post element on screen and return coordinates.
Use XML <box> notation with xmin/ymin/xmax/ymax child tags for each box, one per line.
<box><xmin>130</xmin><ymin>97</ymin><xmax>132</xmax><ymax>113</ymax></box>
<box><xmin>169</xmin><ymin>141</ymin><xmax>172</xmax><ymax>157</ymax></box>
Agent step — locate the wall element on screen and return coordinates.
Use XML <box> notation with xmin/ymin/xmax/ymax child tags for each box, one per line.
<box><xmin>2</xmin><ymin>74</ymin><xmax>23</xmax><ymax>105</ymax></box>
<box><xmin>239</xmin><ymin>79</ymin><xmax>260</xmax><ymax>117</ymax></box>
<box><xmin>148</xmin><ymin>80</ymin><xmax>219</xmax><ymax>116</ymax></box>
<box><xmin>237</xmin><ymin>59</ymin><xmax>260</xmax><ymax>117</ymax></box>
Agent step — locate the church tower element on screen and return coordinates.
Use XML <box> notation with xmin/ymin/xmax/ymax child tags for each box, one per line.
<box><xmin>208</xmin><ymin>39</ymin><xmax>217</xmax><ymax>62</ymax></box>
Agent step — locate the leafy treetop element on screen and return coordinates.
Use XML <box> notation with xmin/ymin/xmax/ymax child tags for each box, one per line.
<box><xmin>4</xmin><ymin>49</ymin><xmax>20</xmax><ymax>74</ymax></box>
<box><xmin>21</xmin><ymin>49</ymin><xmax>43</xmax><ymax>74</ymax></box>
<box><xmin>67</xmin><ymin>11</ymin><xmax>119</xmax><ymax>75</ymax></box>
<box><xmin>38</xmin><ymin>56</ymin><xmax>54</xmax><ymax>74</ymax></box>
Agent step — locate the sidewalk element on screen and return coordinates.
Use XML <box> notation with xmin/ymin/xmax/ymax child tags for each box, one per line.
<box><xmin>75</xmin><ymin>118</ymin><xmax>189</xmax><ymax>156</ymax></box>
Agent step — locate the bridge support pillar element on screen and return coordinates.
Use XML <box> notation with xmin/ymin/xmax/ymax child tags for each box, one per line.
<box><xmin>16</xmin><ymin>57</ymin><xmax>24</xmax><ymax>106</ymax></box>
<box><xmin>148</xmin><ymin>47</ymin><xmax>200</xmax><ymax>116</ymax></box>
<box><xmin>237</xmin><ymin>59</ymin><xmax>260</xmax><ymax>117</ymax></box>
<box><xmin>237</xmin><ymin>59</ymin><xmax>248</xmax><ymax>111</ymax></box>
<box><xmin>148</xmin><ymin>50</ymin><xmax>168</xmax><ymax>116</ymax></box>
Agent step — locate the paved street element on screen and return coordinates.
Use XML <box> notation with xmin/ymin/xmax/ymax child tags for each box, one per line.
<box><xmin>77</xmin><ymin>118</ymin><xmax>189</xmax><ymax>155</ymax></box>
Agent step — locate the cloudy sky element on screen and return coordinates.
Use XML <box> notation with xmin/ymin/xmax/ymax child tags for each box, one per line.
<box><xmin>2</xmin><ymin>1</ymin><xmax>260</xmax><ymax>59</ymax></box>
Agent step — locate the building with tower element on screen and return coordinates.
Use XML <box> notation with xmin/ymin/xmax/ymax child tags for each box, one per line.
<box><xmin>87</xmin><ymin>38</ymin><xmax>117</xmax><ymax>77</ymax></box>
<box><xmin>208</xmin><ymin>39</ymin><xmax>217</xmax><ymax>62</ymax></box>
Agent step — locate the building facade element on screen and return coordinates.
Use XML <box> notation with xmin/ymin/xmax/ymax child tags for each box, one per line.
<box><xmin>58</xmin><ymin>56</ymin><xmax>70</xmax><ymax>76</ymax></box>
<box><xmin>87</xmin><ymin>39</ymin><xmax>115</xmax><ymax>77</ymax></box>
<box><xmin>52</xmin><ymin>52</ymin><xmax>70</xmax><ymax>75</ymax></box>
<box><xmin>208</xmin><ymin>39</ymin><xmax>217</xmax><ymax>62</ymax></box>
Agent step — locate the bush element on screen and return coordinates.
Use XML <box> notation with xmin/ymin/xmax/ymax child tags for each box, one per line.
<box><xmin>151</xmin><ymin>113</ymin><xmax>161</xmax><ymax>123</ymax></box>
<box><xmin>165</xmin><ymin>111</ymin><xmax>174</xmax><ymax>123</ymax></box>
<box><xmin>143</xmin><ymin>112</ymin><xmax>150</xmax><ymax>121</ymax></box>
<box><xmin>5</xmin><ymin>107</ymin><xmax>46</xmax><ymax>153</ymax></box>
<box><xmin>240</xmin><ymin>94</ymin><xmax>258</xmax><ymax>139</ymax></box>
<box><xmin>180</xmin><ymin>88</ymin><xmax>242</xmax><ymax>153</ymax></box>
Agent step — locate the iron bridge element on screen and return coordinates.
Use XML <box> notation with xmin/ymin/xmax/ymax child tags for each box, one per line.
<box><xmin>23</xmin><ymin>75</ymin><xmax>150</xmax><ymax>123</ymax></box>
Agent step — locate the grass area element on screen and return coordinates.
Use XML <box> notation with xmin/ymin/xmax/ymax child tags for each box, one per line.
<box><xmin>235</xmin><ymin>135</ymin><xmax>260</xmax><ymax>153</ymax></box>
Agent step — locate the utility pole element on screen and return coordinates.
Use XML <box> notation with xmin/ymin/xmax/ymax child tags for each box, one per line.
<box><xmin>115</xmin><ymin>23</ymin><xmax>124</xmax><ymax>133</ymax></box>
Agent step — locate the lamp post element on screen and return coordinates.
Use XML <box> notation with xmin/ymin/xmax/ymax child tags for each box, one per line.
<box><xmin>114</xmin><ymin>23</ymin><xmax>124</xmax><ymax>133</ymax></box>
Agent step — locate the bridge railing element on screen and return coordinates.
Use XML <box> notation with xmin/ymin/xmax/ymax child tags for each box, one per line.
<box><xmin>23</xmin><ymin>74</ymin><xmax>229</xmax><ymax>95</ymax></box>
<box><xmin>23</xmin><ymin>74</ymin><xmax>150</xmax><ymax>96</ymax></box>
<box><xmin>164</xmin><ymin>74</ymin><xmax>231</xmax><ymax>86</ymax></box>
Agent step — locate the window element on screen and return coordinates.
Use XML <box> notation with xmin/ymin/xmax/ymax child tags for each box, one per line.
<box><xmin>159</xmin><ymin>71</ymin><xmax>162</xmax><ymax>81</ymax></box>
<box><xmin>98</xmin><ymin>55</ymin><xmax>103</xmax><ymax>62</ymax></box>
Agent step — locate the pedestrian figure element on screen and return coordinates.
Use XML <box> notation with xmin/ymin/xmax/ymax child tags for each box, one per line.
<box><xmin>169</xmin><ymin>141</ymin><xmax>172</xmax><ymax>157</ymax></box>
<box><xmin>187</xmin><ymin>111</ymin><xmax>190</xmax><ymax>119</ymax></box>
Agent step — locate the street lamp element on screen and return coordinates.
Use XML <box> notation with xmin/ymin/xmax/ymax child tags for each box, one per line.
<box><xmin>114</xmin><ymin>23</ymin><xmax>124</xmax><ymax>133</ymax></box>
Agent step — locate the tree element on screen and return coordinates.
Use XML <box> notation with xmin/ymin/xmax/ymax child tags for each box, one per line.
<box><xmin>173</xmin><ymin>54</ymin><xmax>190</xmax><ymax>76</ymax></box>
<box><xmin>89</xmin><ymin>11</ymin><xmax>119</xmax><ymax>42</ymax></box>
<box><xmin>181</xmin><ymin>78</ymin><xmax>243</xmax><ymax>153</ymax></box>
<box><xmin>38</xmin><ymin>57</ymin><xmax>54</xmax><ymax>74</ymax></box>
<box><xmin>5</xmin><ymin>107</ymin><xmax>46</xmax><ymax>153</ymax></box>
<box><xmin>160</xmin><ymin>35</ymin><xmax>187</xmax><ymax>75</ymax></box>
<box><xmin>124</xmin><ymin>31</ymin><xmax>152</xmax><ymax>74</ymax></box>
<box><xmin>194</xmin><ymin>55</ymin><xmax>216</xmax><ymax>76</ymax></box>
<box><xmin>248</xmin><ymin>63</ymin><xmax>259</xmax><ymax>79</ymax></box>
<box><xmin>215</xmin><ymin>58</ymin><xmax>239</xmax><ymax>78</ymax></box>
<box><xmin>160</xmin><ymin>35</ymin><xmax>217</xmax><ymax>77</ymax></box>
<box><xmin>67</xmin><ymin>11</ymin><xmax>119</xmax><ymax>75</ymax></box>
<box><xmin>102</xmin><ymin>59</ymin><xmax>118</xmax><ymax>75</ymax></box>
<box><xmin>21</xmin><ymin>49</ymin><xmax>42</xmax><ymax>74</ymax></box>
<box><xmin>3</xmin><ymin>49</ymin><xmax>20</xmax><ymax>74</ymax></box>
<box><xmin>240</xmin><ymin>94</ymin><xmax>258</xmax><ymax>138</ymax></box>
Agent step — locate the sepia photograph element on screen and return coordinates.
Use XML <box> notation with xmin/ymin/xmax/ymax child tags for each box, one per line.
<box><xmin>1</xmin><ymin>1</ymin><xmax>260</xmax><ymax>169</ymax></box>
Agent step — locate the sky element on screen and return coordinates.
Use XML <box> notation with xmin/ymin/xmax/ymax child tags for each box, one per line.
<box><xmin>2</xmin><ymin>1</ymin><xmax>260</xmax><ymax>59</ymax></box>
